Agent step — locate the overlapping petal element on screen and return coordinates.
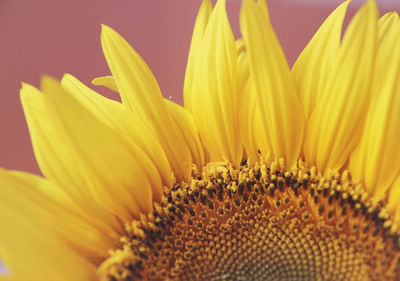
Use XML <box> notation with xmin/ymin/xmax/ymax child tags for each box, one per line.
<box><xmin>90</xmin><ymin>75</ymin><xmax>205</xmax><ymax>170</ymax></box>
<box><xmin>184</xmin><ymin>0</ymin><xmax>212</xmax><ymax>112</ymax></box>
<box><xmin>186</xmin><ymin>0</ymin><xmax>243</xmax><ymax>166</ymax></box>
<box><xmin>101</xmin><ymin>25</ymin><xmax>193</xmax><ymax>182</ymax></box>
<box><xmin>303</xmin><ymin>0</ymin><xmax>377</xmax><ymax>173</ymax></box>
<box><xmin>165</xmin><ymin>100</ymin><xmax>205</xmax><ymax>169</ymax></box>
<box><xmin>236</xmin><ymin>39</ymin><xmax>258</xmax><ymax>162</ymax></box>
<box><xmin>62</xmin><ymin>74</ymin><xmax>174</xmax><ymax>197</ymax></box>
<box><xmin>292</xmin><ymin>1</ymin><xmax>350</xmax><ymax>119</ymax></box>
<box><xmin>241</xmin><ymin>0</ymin><xmax>304</xmax><ymax>168</ymax></box>
<box><xmin>7</xmin><ymin>170</ymin><xmax>118</xmax><ymax>264</ymax></box>
<box><xmin>21</xmin><ymin>77</ymin><xmax>159</xmax><ymax>224</ymax></box>
<box><xmin>0</xmin><ymin>169</ymin><xmax>96</xmax><ymax>281</ymax></box>
<box><xmin>350</xmin><ymin>14</ymin><xmax>400</xmax><ymax>200</ymax></box>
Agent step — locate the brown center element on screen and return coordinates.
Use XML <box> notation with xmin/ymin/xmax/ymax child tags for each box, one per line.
<box><xmin>98</xmin><ymin>160</ymin><xmax>400</xmax><ymax>281</ymax></box>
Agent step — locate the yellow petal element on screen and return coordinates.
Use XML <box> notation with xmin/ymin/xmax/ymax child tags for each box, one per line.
<box><xmin>87</xmin><ymin>74</ymin><xmax>204</xmax><ymax>175</ymax></box>
<box><xmin>378</xmin><ymin>12</ymin><xmax>399</xmax><ymax>43</ymax></box>
<box><xmin>21</xmin><ymin>83</ymin><xmax>105</xmax><ymax>223</ymax></box>
<box><xmin>235</xmin><ymin>39</ymin><xmax>248</xmax><ymax>100</ymax></box>
<box><xmin>240</xmin><ymin>0</ymin><xmax>304</xmax><ymax>168</ymax></box>
<box><xmin>0</xmin><ymin>169</ymin><xmax>95</xmax><ymax>281</ymax></box>
<box><xmin>373</xmin><ymin>12</ymin><xmax>400</xmax><ymax>99</ymax></box>
<box><xmin>91</xmin><ymin>75</ymin><xmax>118</xmax><ymax>92</ymax></box>
<box><xmin>292</xmin><ymin>1</ymin><xmax>350</xmax><ymax>118</ymax></box>
<box><xmin>183</xmin><ymin>0</ymin><xmax>212</xmax><ymax>111</ymax></box>
<box><xmin>21</xmin><ymin>77</ymin><xmax>158</xmax><ymax>224</ymax></box>
<box><xmin>374</xmin><ymin>13</ymin><xmax>400</xmax><ymax>101</ymax></box>
<box><xmin>236</xmin><ymin>39</ymin><xmax>258</xmax><ymax>163</ymax></box>
<box><xmin>303</xmin><ymin>0</ymin><xmax>377</xmax><ymax>173</ymax></box>
<box><xmin>62</xmin><ymin>74</ymin><xmax>174</xmax><ymax>195</ymax></box>
<box><xmin>350</xmin><ymin>17</ymin><xmax>400</xmax><ymax>200</ymax></box>
<box><xmin>101</xmin><ymin>25</ymin><xmax>193</xmax><ymax>182</ymax></box>
<box><xmin>9</xmin><ymin>165</ymin><xmax>119</xmax><ymax>256</ymax></box>
<box><xmin>188</xmin><ymin>0</ymin><xmax>243</xmax><ymax>165</ymax></box>
<box><xmin>165</xmin><ymin>99</ymin><xmax>205</xmax><ymax>170</ymax></box>
<box><xmin>8</xmin><ymin>170</ymin><xmax>117</xmax><ymax>264</ymax></box>
<box><xmin>0</xmin><ymin>275</ymin><xmax>12</xmax><ymax>281</ymax></box>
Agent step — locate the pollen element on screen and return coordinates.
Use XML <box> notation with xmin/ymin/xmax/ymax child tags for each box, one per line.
<box><xmin>98</xmin><ymin>160</ymin><xmax>400</xmax><ymax>281</ymax></box>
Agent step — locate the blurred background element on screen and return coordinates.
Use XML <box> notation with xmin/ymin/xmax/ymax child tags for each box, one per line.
<box><xmin>0</xmin><ymin>0</ymin><xmax>399</xmax><ymax>175</ymax></box>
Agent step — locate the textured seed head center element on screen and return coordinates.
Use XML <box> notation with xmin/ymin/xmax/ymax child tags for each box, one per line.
<box><xmin>99</xmin><ymin>160</ymin><xmax>400</xmax><ymax>281</ymax></box>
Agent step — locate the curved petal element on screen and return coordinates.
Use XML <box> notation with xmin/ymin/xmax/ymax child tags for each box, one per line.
<box><xmin>0</xmin><ymin>275</ymin><xmax>12</xmax><ymax>281</ymax></box>
<box><xmin>303</xmin><ymin>0</ymin><xmax>377</xmax><ymax>173</ymax></box>
<box><xmin>165</xmin><ymin>99</ymin><xmax>205</xmax><ymax>170</ymax></box>
<box><xmin>92</xmin><ymin>76</ymin><xmax>118</xmax><ymax>92</ymax></box>
<box><xmin>240</xmin><ymin>0</ymin><xmax>304</xmax><ymax>168</ymax></box>
<box><xmin>21</xmin><ymin>77</ymin><xmax>158</xmax><ymax>224</ymax></box>
<box><xmin>7</xmin><ymin>170</ymin><xmax>118</xmax><ymax>264</ymax></box>
<box><xmin>188</xmin><ymin>0</ymin><xmax>243</xmax><ymax>166</ymax></box>
<box><xmin>89</xmin><ymin>74</ymin><xmax>205</xmax><ymax>172</ymax></box>
<box><xmin>236</xmin><ymin>39</ymin><xmax>258</xmax><ymax>163</ymax></box>
<box><xmin>350</xmin><ymin>15</ymin><xmax>400</xmax><ymax>200</ymax></box>
<box><xmin>292</xmin><ymin>1</ymin><xmax>350</xmax><ymax>119</ymax></box>
<box><xmin>62</xmin><ymin>74</ymin><xmax>174</xmax><ymax>195</ymax></box>
<box><xmin>183</xmin><ymin>0</ymin><xmax>212</xmax><ymax>112</ymax></box>
<box><xmin>0</xmin><ymin>169</ymin><xmax>96</xmax><ymax>281</ymax></box>
<box><xmin>101</xmin><ymin>25</ymin><xmax>193</xmax><ymax>182</ymax></box>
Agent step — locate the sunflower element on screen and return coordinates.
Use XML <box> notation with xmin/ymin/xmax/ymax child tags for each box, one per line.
<box><xmin>1</xmin><ymin>0</ymin><xmax>400</xmax><ymax>280</ymax></box>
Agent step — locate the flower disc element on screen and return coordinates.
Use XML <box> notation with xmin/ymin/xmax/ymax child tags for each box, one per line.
<box><xmin>99</xmin><ymin>160</ymin><xmax>400</xmax><ymax>281</ymax></box>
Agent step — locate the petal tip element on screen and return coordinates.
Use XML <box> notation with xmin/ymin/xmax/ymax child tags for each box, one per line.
<box><xmin>40</xmin><ymin>76</ymin><xmax>60</xmax><ymax>91</ymax></box>
<box><xmin>100</xmin><ymin>24</ymin><xmax>116</xmax><ymax>43</ymax></box>
<box><xmin>91</xmin><ymin>77</ymin><xmax>101</xmax><ymax>86</ymax></box>
<box><xmin>19</xmin><ymin>82</ymin><xmax>39</xmax><ymax>98</ymax></box>
<box><xmin>100</xmin><ymin>24</ymin><xmax>110</xmax><ymax>32</ymax></box>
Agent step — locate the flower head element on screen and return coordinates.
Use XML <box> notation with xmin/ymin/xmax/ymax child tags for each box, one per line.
<box><xmin>1</xmin><ymin>0</ymin><xmax>400</xmax><ymax>280</ymax></box>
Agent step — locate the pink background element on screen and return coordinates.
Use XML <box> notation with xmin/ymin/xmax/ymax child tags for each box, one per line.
<box><xmin>0</xmin><ymin>0</ymin><xmax>399</xmax><ymax>175</ymax></box>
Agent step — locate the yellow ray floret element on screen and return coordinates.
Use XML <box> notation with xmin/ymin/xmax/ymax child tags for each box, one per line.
<box><xmin>0</xmin><ymin>169</ymin><xmax>95</xmax><ymax>281</ymax></box>
<box><xmin>185</xmin><ymin>0</ymin><xmax>243</xmax><ymax>166</ymax></box>
<box><xmin>61</xmin><ymin>74</ymin><xmax>174</xmax><ymax>196</ymax></box>
<box><xmin>378</xmin><ymin>12</ymin><xmax>399</xmax><ymax>44</ymax></box>
<box><xmin>184</xmin><ymin>0</ymin><xmax>212</xmax><ymax>112</ymax></box>
<box><xmin>292</xmin><ymin>1</ymin><xmax>350</xmax><ymax>119</ymax></box>
<box><xmin>101</xmin><ymin>25</ymin><xmax>193</xmax><ymax>182</ymax></box>
<box><xmin>303</xmin><ymin>0</ymin><xmax>377</xmax><ymax>174</ymax></box>
<box><xmin>92</xmin><ymin>76</ymin><xmax>118</xmax><ymax>92</ymax></box>
<box><xmin>21</xmin><ymin>77</ymin><xmax>159</xmax><ymax>223</ymax></box>
<box><xmin>91</xmin><ymin>75</ymin><xmax>205</xmax><ymax>170</ymax></box>
<box><xmin>241</xmin><ymin>0</ymin><xmax>304</xmax><ymax>168</ymax></box>
<box><xmin>7</xmin><ymin>170</ymin><xmax>119</xmax><ymax>265</ymax></box>
<box><xmin>164</xmin><ymin>100</ymin><xmax>206</xmax><ymax>169</ymax></box>
<box><xmin>350</xmin><ymin>14</ymin><xmax>400</xmax><ymax>200</ymax></box>
<box><xmin>236</xmin><ymin>39</ymin><xmax>259</xmax><ymax>162</ymax></box>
